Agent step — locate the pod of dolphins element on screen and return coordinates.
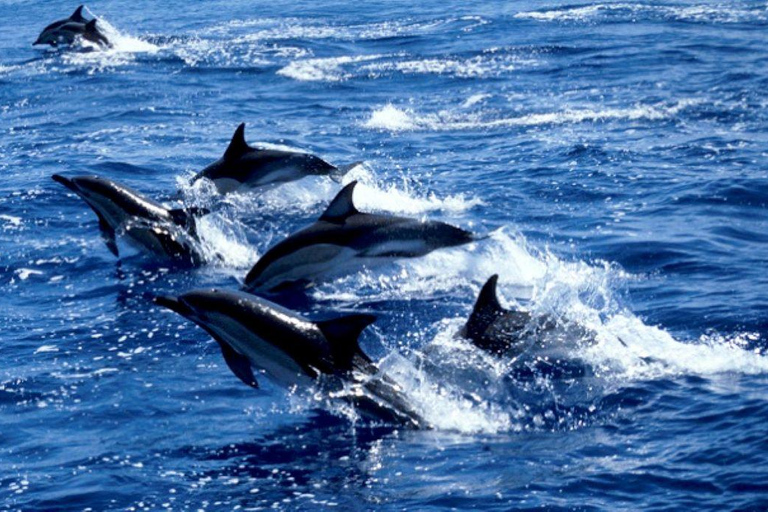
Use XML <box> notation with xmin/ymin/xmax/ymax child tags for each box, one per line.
<box><xmin>44</xmin><ymin>7</ymin><xmax>577</xmax><ymax>429</ymax></box>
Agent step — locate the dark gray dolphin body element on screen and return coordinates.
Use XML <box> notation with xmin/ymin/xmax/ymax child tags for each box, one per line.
<box><xmin>460</xmin><ymin>275</ymin><xmax>611</xmax><ymax>367</ymax></box>
<box><xmin>34</xmin><ymin>6</ymin><xmax>111</xmax><ymax>48</ymax></box>
<box><xmin>244</xmin><ymin>181</ymin><xmax>479</xmax><ymax>292</ymax></box>
<box><xmin>155</xmin><ymin>289</ymin><xmax>426</xmax><ymax>428</ymax></box>
<box><xmin>191</xmin><ymin>123</ymin><xmax>359</xmax><ymax>194</ymax></box>
<box><xmin>52</xmin><ymin>175</ymin><xmax>208</xmax><ymax>265</ymax></box>
<box><xmin>460</xmin><ymin>275</ymin><xmax>550</xmax><ymax>356</ymax></box>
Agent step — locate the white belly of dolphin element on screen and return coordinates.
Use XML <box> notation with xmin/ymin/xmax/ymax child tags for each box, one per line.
<box><xmin>204</xmin><ymin>312</ymin><xmax>313</xmax><ymax>388</ymax></box>
<box><xmin>250</xmin><ymin>165</ymin><xmax>306</xmax><ymax>187</ymax></box>
<box><xmin>212</xmin><ymin>178</ymin><xmax>243</xmax><ymax>194</ymax></box>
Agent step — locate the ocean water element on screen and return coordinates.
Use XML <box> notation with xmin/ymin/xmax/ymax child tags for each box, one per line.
<box><xmin>2</xmin><ymin>0</ymin><xmax>768</xmax><ymax>509</ymax></box>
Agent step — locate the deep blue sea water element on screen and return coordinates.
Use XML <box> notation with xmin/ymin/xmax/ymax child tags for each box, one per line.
<box><xmin>3</xmin><ymin>1</ymin><xmax>768</xmax><ymax>510</ymax></box>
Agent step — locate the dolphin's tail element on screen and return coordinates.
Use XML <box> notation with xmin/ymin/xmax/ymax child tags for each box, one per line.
<box><xmin>329</xmin><ymin>161</ymin><xmax>364</xmax><ymax>182</ymax></box>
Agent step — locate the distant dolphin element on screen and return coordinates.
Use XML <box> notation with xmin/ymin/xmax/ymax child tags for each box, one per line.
<box><xmin>191</xmin><ymin>123</ymin><xmax>360</xmax><ymax>194</ymax></box>
<box><xmin>52</xmin><ymin>175</ymin><xmax>209</xmax><ymax>265</ymax></box>
<box><xmin>243</xmin><ymin>181</ymin><xmax>479</xmax><ymax>292</ymax></box>
<box><xmin>155</xmin><ymin>289</ymin><xmax>427</xmax><ymax>427</ymax></box>
<box><xmin>34</xmin><ymin>6</ymin><xmax>111</xmax><ymax>48</ymax></box>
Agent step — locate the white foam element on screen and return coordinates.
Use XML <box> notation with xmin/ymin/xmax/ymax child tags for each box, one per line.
<box><xmin>58</xmin><ymin>12</ymin><xmax>159</xmax><ymax>70</ymax></box>
<box><xmin>376</xmin><ymin>352</ymin><xmax>514</xmax><ymax>434</ymax></box>
<box><xmin>583</xmin><ymin>315</ymin><xmax>768</xmax><ymax>379</ymax></box>
<box><xmin>364</xmin><ymin>99</ymin><xmax>700</xmax><ymax>132</ymax></box>
<box><xmin>515</xmin><ymin>3</ymin><xmax>767</xmax><ymax>24</ymax></box>
<box><xmin>277</xmin><ymin>54</ymin><xmax>386</xmax><ymax>82</ymax></box>
<box><xmin>365</xmin><ymin>105</ymin><xmax>418</xmax><ymax>131</ymax></box>
<box><xmin>0</xmin><ymin>214</ymin><xmax>22</xmax><ymax>230</ymax></box>
<box><xmin>191</xmin><ymin>164</ymin><xmax>480</xmax><ymax>219</ymax></box>
<box><xmin>361</xmin><ymin>52</ymin><xmax>532</xmax><ymax>79</ymax></box>
<box><xmin>15</xmin><ymin>268</ymin><xmax>43</xmax><ymax>281</ymax></box>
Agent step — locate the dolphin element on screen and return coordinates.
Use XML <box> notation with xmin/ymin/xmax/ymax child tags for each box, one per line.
<box><xmin>459</xmin><ymin>275</ymin><xmax>546</xmax><ymax>356</ymax></box>
<box><xmin>155</xmin><ymin>289</ymin><xmax>427</xmax><ymax>428</ymax></box>
<box><xmin>191</xmin><ymin>123</ymin><xmax>360</xmax><ymax>194</ymax></box>
<box><xmin>52</xmin><ymin>175</ymin><xmax>209</xmax><ymax>265</ymax></box>
<box><xmin>459</xmin><ymin>275</ymin><xmax>615</xmax><ymax>366</ymax></box>
<box><xmin>244</xmin><ymin>181</ymin><xmax>479</xmax><ymax>292</ymax></box>
<box><xmin>34</xmin><ymin>6</ymin><xmax>111</xmax><ymax>48</ymax></box>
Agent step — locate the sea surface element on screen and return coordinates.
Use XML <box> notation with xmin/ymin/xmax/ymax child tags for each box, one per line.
<box><xmin>2</xmin><ymin>1</ymin><xmax>768</xmax><ymax>510</ymax></box>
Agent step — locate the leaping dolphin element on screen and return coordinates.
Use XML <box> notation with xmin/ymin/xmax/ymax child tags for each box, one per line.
<box><xmin>155</xmin><ymin>289</ymin><xmax>427</xmax><ymax>428</ymax></box>
<box><xmin>52</xmin><ymin>175</ymin><xmax>209</xmax><ymax>265</ymax></box>
<box><xmin>34</xmin><ymin>6</ymin><xmax>111</xmax><ymax>48</ymax></box>
<box><xmin>243</xmin><ymin>181</ymin><xmax>479</xmax><ymax>292</ymax></box>
<box><xmin>191</xmin><ymin>123</ymin><xmax>360</xmax><ymax>194</ymax></box>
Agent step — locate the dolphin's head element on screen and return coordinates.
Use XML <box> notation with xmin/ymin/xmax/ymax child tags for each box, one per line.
<box><xmin>34</xmin><ymin>28</ymin><xmax>66</xmax><ymax>46</ymax></box>
<box><xmin>53</xmin><ymin>174</ymin><xmax>125</xmax><ymax>209</ymax></box>
<box><xmin>52</xmin><ymin>174</ymin><xmax>166</xmax><ymax>222</ymax></box>
<box><xmin>154</xmin><ymin>289</ymin><xmax>238</xmax><ymax>325</ymax></box>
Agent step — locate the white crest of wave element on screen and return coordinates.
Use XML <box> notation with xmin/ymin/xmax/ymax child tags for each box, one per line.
<box><xmin>360</xmin><ymin>51</ymin><xmax>534</xmax><ymax>79</ymax></box>
<box><xmin>376</xmin><ymin>352</ymin><xmax>514</xmax><ymax>434</ymax></box>
<box><xmin>59</xmin><ymin>11</ymin><xmax>158</xmax><ymax>70</ymax></box>
<box><xmin>585</xmin><ymin>315</ymin><xmax>768</xmax><ymax>379</ymax></box>
<box><xmin>174</xmin><ymin>176</ymin><xmax>258</xmax><ymax>270</ymax></box>
<box><xmin>364</xmin><ymin>99</ymin><xmax>700</xmax><ymax>132</ymax></box>
<box><xmin>193</xmin><ymin>164</ymin><xmax>480</xmax><ymax>218</ymax></box>
<box><xmin>514</xmin><ymin>3</ymin><xmax>766</xmax><ymax>23</ymax></box>
<box><xmin>195</xmin><ymin>214</ymin><xmax>258</xmax><ymax>270</ymax></box>
<box><xmin>277</xmin><ymin>54</ymin><xmax>386</xmax><ymax>82</ymax></box>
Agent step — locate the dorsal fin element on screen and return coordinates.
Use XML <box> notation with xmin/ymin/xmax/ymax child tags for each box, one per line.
<box><xmin>85</xmin><ymin>19</ymin><xmax>98</xmax><ymax>32</ymax></box>
<box><xmin>70</xmin><ymin>5</ymin><xmax>86</xmax><ymax>21</ymax></box>
<box><xmin>316</xmin><ymin>313</ymin><xmax>376</xmax><ymax>371</ymax></box>
<box><xmin>320</xmin><ymin>181</ymin><xmax>359</xmax><ymax>222</ymax></box>
<box><xmin>474</xmin><ymin>275</ymin><xmax>503</xmax><ymax>317</ymax></box>
<box><xmin>223</xmin><ymin>123</ymin><xmax>251</xmax><ymax>161</ymax></box>
<box><xmin>465</xmin><ymin>275</ymin><xmax>506</xmax><ymax>340</ymax></box>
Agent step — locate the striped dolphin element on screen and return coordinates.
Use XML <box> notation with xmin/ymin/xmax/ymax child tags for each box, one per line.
<box><xmin>155</xmin><ymin>289</ymin><xmax>427</xmax><ymax>427</ymax></box>
<box><xmin>191</xmin><ymin>123</ymin><xmax>359</xmax><ymax>194</ymax></box>
<box><xmin>244</xmin><ymin>181</ymin><xmax>479</xmax><ymax>292</ymax></box>
<box><xmin>52</xmin><ymin>174</ymin><xmax>209</xmax><ymax>265</ymax></box>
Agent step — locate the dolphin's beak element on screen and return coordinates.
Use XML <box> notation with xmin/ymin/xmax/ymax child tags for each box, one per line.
<box><xmin>52</xmin><ymin>174</ymin><xmax>78</xmax><ymax>192</ymax></box>
<box><xmin>154</xmin><ymin>295</ymin><xmax>193</xmax><ymax>317</ymax></box>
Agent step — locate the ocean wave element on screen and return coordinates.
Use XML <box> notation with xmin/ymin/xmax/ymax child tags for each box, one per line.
<box><xmin>364</xmin><ymin>99</ymin><xmax>700</xmax><ymax>132</ymax></box>
<box><xmin>515</xmin><ymin>3</ymin><xmax>768</xmax><ymax>24</ymax></box>
<box><xmin>361</xmin><ymin>51</ymin><xmax>536</xmax><ymax>79</ymax></box>
<box><xmin>205</xmin><ymin>15</ymin><xmax>489</xmax><ymax>42</ymax></box>
<box><xmin>277</xmin><ymin>54</ymin><xmax>387</xmax><ymax>82</ymax></box>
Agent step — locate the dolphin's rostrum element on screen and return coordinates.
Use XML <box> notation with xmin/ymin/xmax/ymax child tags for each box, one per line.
<box><xmin>155</xmin><ymin>289</ymin><xmax>427</xmax><ymax>428</ymax></box>
<box><xmin>52</xmin><ymin>174</ymin><xmax>209</xmax><ymax>265</ymax></box>
<box><xmin>34</xmin><ymin>5</ymin><xmax>111</xmax><ymax>48</ymax></box>
<box><xmin>191</xmin><ymin>123</ymin><xmax>359</xmax><ymax>194</ymax></box>
<box><xmin>244</xmin><ymin>180</ymin><xmax>479</xmax><ymax>292</ymax></box>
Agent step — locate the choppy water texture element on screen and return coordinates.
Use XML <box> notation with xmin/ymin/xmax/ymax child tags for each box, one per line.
<box><xmin>2</xmin><ymin>1</ymin><xmax>768</xmax><ymax>510</ymax></box>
